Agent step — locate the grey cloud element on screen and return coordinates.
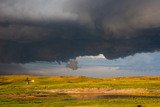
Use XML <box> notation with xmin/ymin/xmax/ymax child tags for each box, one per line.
<box><xmin>0</xmin><ymin>0</ymin><xmax>160</xmax><ymax>63</ymax></box>
<box><xmin>0</xmin><ymin>0</ymin><xmax>77</xmax><ymax>22</ymax></box>
<box><xmin>0</xmin><ymin>63</ymin><xmax>28</xmax><ymax>75</ymax></box>
<box><xmin>72</xmin><ymin>0</ymin><xmax>160</xmax><ymax>36</ymax></box>
<box><xmin>1</xmin><ymin>0</ymin><xmax>160</xmax><ymax>37</ymax></box>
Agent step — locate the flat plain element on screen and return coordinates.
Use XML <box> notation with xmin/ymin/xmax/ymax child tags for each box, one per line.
<box><xmin>0</xmin><ymin>75</ymin><xmax>160</xmax><ymax>107</ymax></box>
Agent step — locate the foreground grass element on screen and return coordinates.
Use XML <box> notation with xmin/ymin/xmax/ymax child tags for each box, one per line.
<box><xmin>1</xmin><ymin>97</ymin><xmax>160</xmax><ymax>107</ymax></box>
<box><xmin>0</xmin><ymin>75</ymin><xmax>160</xmax><ymax>107</ymax></box>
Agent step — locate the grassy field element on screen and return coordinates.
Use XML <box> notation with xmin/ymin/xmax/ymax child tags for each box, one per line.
<box><xmin>0</xmin><ymin>75</ymin><xmax>160</xmax><ymax>107</ymax></box>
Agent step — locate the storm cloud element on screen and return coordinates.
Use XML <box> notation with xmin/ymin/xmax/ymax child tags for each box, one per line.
<box><xmin>0</xmin><ymin>63</ymin><xmax>28</xmax><ymax>75</ymax></box>
<box><xmin>0</xmin><ymin>0</ymin><xmax>160</xmax><ymax>63</ymax></box>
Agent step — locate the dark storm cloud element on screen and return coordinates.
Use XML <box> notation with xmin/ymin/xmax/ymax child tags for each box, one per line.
<box><xmin>0</xmin><ymin>0</ymin><xmax>160</xmax><ymax>63</ymax></box>
<box><xmin>0</xmin><ymin>64</ymin><xmax>28</xmax><ymax>75</ymax></box>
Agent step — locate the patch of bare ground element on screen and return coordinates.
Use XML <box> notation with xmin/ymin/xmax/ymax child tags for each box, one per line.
<box><xmin>38</xmin><ymin>88</ymin><xmax>160</xmax><ymax>99</ymax></box>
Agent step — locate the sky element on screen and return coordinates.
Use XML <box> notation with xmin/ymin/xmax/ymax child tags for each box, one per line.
<box><xmin>1</xmin><ymin>52</ymin><xmax>160</xmax><ymax>77</ymax></box>
<box><xmin>0</xmin><ymin>0</ymin><xmax>160</xmax><ymax>77</ymax></box>
<box><xmin>22</xmin><ymin>52</ymin><xmax>160</xmax><ymax>77</ymax></box>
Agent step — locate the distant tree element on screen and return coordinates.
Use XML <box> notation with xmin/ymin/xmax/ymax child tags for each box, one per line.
<box><xmin>66</xmin><ymin>59</ymin><xmax>79</xmax><ymax>70</ymax></box>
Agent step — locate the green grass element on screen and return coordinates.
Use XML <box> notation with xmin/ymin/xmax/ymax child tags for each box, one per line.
<box><xmin>0</xmin><ymin>97</ymin><xmax>160</xmax><ymax>107</ymax></box>
<box><xmin>0</xmin><ymin>75</ymin><xmax>160</xmax><ymax>107</ymax></box>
